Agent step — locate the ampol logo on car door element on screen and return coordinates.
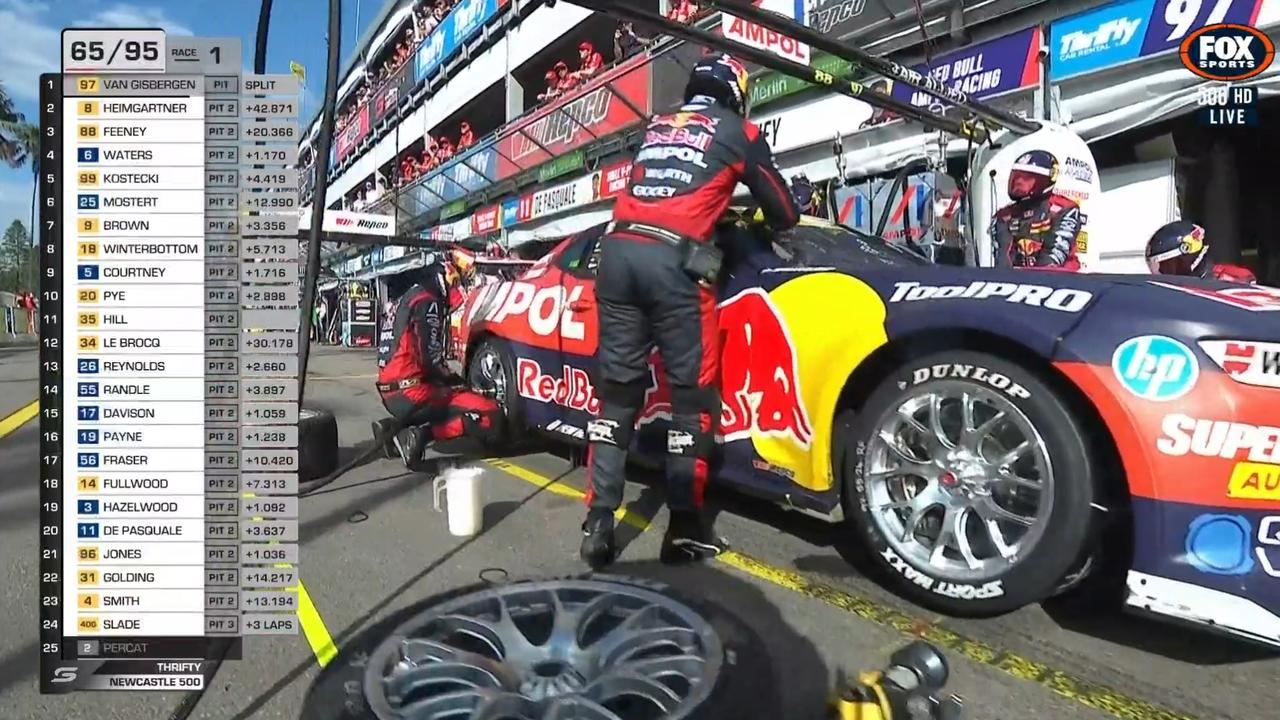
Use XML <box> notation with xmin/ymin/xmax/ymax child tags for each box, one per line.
<box><xmin>722</xmin><ymin>0</ymin><xmax>811</xmax><ymax>65</ymax></box>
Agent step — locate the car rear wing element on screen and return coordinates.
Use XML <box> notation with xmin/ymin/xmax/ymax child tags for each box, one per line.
<box><xmin>541</xmin><ymin>0</ymin><xmax>1038</xmax><ymax>142</ymax></box>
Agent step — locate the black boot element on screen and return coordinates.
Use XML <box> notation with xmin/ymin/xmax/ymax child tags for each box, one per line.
<box><xmin>580</xmin><ymin>510</ymin><xmax>617</xmax><ymax>570</ymax></box>
<box><xmin>660</xmin><ymin>510</ymin><xmax>727</xmax><ymax>564</ymax></box>
<box><xmin>371</xmin><ymin>419</ymin><xmax>398</xmax><ymax>459</ymax></box>
<box><xmin>393</xmin><ymin>427</ymin><xmax>427</xmax><ymax>471</ymax></box>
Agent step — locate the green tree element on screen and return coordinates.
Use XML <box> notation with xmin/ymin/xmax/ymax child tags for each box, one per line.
<box><xmin>0</xmin><ymin>220</ymin><xmax>33</xmax><ymax>293</ymax></box>
<box><xmin>0</xmin><ymin>81</ymin><xmax>43</xmax><ymax>260</ymax></box>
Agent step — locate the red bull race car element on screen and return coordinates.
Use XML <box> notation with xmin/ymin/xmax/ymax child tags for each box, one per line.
<box><xmin>452</xmin><ymin>214</ymin><xmax>1280</xmax><ymax>647</ymax></box>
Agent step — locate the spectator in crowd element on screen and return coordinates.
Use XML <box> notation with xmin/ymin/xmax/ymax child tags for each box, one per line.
<box><xmin>457</xmin><ymin>121</ymin><xmax>475</xmax><ymax>150</ymax></box>
<box><xmin>573</xmin><ymin>41</ymin><xmax>604</xmax><ymax>83</ymax></box>
<box><xmin>669</xmin><ymin>0</ymin><xmax>700</xmax><ymax>22</ymax></box>
<box><xmin>436</xmin><ymin>135</ymin><xmax>456</xmax><ymax>161</ymax></box>
<box><xmin>614</xmin><ymin>22</ymin><xmax>646</xmax><ymax>59</ymax></box>
<box><xmin>538</xmin><ymin>69</ymin><xmax>561</xmax><ymax>103</ymax></box>
<box><xmin>554</xmin><ymin>60</ymin><xmax>577</xmax><ymax>93</ymax></box>
<box><xmin>401</xmin><ymin>154</ymin><xmax>419</xmax><ymax>184</ymax></box>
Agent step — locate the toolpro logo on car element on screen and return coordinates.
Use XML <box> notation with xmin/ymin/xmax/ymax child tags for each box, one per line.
<box><xmin>1181</xmin><ymin>24</ymin><xmax>1276</xmax><ymax>82</ymax></box>
<box><xmin>1111</xmin><ymin>335</ymin><xmax>1199</xmax><ymax>401</ymax></box>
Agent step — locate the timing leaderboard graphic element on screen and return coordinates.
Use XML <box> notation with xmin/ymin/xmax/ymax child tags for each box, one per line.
<box><xmin>39</xmin><ymin>29</ymin><xmax>303</xmax><ymax>692</ymax></box>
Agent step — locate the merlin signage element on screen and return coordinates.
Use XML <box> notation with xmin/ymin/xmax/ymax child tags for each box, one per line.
<box><xmin>1049</xmin><ymin>0</ymin><xmax>1278</xmax><ymax>80</ymax></box>
<box><xmin>496</xmin><ymin>58</ymin><xmax>651</xmax><ymax>179</ymax></box>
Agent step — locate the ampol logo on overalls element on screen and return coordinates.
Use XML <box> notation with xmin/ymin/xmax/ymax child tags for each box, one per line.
<box><xmin>1111</xmin><ymin>335</ymin><xmax>1199</xmax><ymax>401</ymax></box>
<box><xmin>722</xmin><ymin>0</ymin><xmax>810</xmax><ymax>65</ymax></box>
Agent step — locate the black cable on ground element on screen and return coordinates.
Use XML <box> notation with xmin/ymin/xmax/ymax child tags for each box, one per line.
<box><xmin>298</xmin><ymin>421</ymin><xmax>404</xmax><ymax>497</ymax></box>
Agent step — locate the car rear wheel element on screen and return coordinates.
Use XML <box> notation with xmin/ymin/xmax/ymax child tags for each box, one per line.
<box><xmin>467</xmin><ymin>336</ymin><xmax>526</xmax><ymax>446</ymax></box>
<box><xmin>841</xmin><ymin>351</ymin><xmax>1097</xmax><ymax>616</ymax></box>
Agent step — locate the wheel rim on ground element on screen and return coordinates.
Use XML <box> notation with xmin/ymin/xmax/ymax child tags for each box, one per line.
<box><xmin>864</xmin><ymin>380</ymin><xmax>1054</xmax><ymax>583</ymax></box>
<box><xmin>469</xmin><ymin>344</ymin><xmax>510</xmax><ymax>414</ymax></box>
<box><xmin>363</xmin><ymin>579</ymin><xmax>723</xmax><ymax>720</ymax></box>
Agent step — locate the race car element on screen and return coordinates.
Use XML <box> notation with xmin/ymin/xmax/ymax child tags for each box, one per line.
<box><xmin>452</xmin><ymin>214</ymin><xmax>1280</xmax><ymax>647</ymax></box>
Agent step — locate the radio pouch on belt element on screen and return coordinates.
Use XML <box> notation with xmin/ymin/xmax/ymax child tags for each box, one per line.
<box><xmin>679</xmin><ymin>240</ymin><xmax>723</xmax><ymax>285</ymax></box>
<box><xmin>614</xmin><ymin>222</ymin><xmax>724</xmax><ymax>285</ymax></box>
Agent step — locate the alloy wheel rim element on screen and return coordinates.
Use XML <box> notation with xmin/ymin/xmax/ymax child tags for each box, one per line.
<box><xmin>469</xmin><ymin>345</ymin><xmax>509</xmax><ymax>412</ymax></box>
<box><xmin>363</xmin><ymin>579</ymin><xmax>723</xmax><ymax>720</ymax></box>
<box><xmin>863</xmin><ymin>380</ymin><xmax>1054</xmax><ymax>583</ymax></box>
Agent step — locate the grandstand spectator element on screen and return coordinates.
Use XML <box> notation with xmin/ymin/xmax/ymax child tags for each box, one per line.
<box><xmin>554</xmin><ymin>60</ymin><xmax>577</xmax><ymax>93</ymax></box>
<box><xmin>401</xmin><ymin>154</ymin><xmax>418</xmax><ymax>184</ymax></box>
<box><xmin>614</xmin><ymin>22</ymin><xmax>646</xmax><ymax>59</ymax></box>
<box><xmin>538</xmin><ymin>69</ymin><xmax>561</xmax><ymax>103</ymax></box>
<box><xmin>573</xmin><ymin>41</ymin><xmax>604</xmax><ymax>82</ymax></box>
<box><xmin>669</xmin><ymin>0</ymin><xmax>699</xmax><ymax>22</ymax></box>
<box><xmin>432</xmin><ymin>3</ymin><xmax>447</xmax><ymax>24</ymax></box>
<box><xmin>457</xmin><ymin>121</ymin><xmax>475</xmax><ymax>150</ymax></box>
<box><xmin>437</xmin><ymin>136</ymin><xmax>456</xmax><ymax>161</ymax></box>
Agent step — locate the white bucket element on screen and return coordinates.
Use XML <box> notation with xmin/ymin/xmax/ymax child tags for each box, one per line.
<box><xmin>433</xmin><ymin>465</ymin><xmax>484</xmax><ymax>537</ymax></box>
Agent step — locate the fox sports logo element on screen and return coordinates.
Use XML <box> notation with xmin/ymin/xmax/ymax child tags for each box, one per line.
<box><xmin>1180</xmin><ymin>23</ymin><xmax>1276</xmax><ymax>82</ymax></box>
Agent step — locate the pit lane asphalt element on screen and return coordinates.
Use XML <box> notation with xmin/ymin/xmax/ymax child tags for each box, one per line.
<box><xmin>0</xmin><ymin>344</ymin><xmax>1276</xmax><ymax>720</ymax></box>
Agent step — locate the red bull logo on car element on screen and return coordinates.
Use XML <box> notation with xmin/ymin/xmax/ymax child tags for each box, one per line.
<box><xmin>717</xmin><ymin>288</ymin><xmax>815</xmax><ymax>447</ymax></box>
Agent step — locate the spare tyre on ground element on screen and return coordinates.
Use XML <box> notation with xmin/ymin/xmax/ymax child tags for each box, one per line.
<box><xmin>298</xmin><ymin>407</ymin><xmax>340</xmax><ymax>481</ymax></box>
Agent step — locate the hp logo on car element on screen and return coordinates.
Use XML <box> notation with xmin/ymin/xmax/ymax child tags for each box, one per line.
<box><xmin>1111</xmin><ymin>335</ymin><xmax>1199</xmax><ymax>401</ymax></box>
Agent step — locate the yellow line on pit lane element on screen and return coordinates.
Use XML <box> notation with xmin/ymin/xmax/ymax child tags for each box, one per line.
<box><xmin>485</xmin><ymin>458</ymin><xmax>1196</xmax><ymax>720</ymax></box>
<box><xmin>292</xmin><ymin>579</ymin><xmax>338</xmax><ymax>668</ymax></box>
<box><xmin>0</xmin><ymin>399</ymin><xmax>39</xmax><ymax>439</ymax></box>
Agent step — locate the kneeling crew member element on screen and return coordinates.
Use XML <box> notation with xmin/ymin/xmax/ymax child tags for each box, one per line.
<box><xmin>376</xmin><ymin>261</ymin><xmax>498</xmax><ymax>469</ymax></box>
<box><xmin>582</xmin><ymin>53</ymin><xmax>800</xmax><ymax>569</ymax></box>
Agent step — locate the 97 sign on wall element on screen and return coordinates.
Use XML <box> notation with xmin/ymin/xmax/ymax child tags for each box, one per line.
<box><xmin>1049</xmin><ymin>0</ymin><xmax>1279</xmax><ymax>80</ymax></box>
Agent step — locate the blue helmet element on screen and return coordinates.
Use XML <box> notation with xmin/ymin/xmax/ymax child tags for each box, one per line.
<box><xmin>684</xmin><ymin>53</ymin><xmax>751</xmax><ymax>116</ymax></box>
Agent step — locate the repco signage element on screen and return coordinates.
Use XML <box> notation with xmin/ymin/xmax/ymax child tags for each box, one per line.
<box><xmin>511</xmin><ymin>88</ymin><xmax>611</xmax><ymax>160</ymax></box>
<box><xmin>809</xmin><ymin>0</ymin><xmax>869</xmax><ymax>35</ymax></box>
<box><xmin>336</xmin><ymin>216</ymin><xmax>391</xmax><ymax>232</ymax></box>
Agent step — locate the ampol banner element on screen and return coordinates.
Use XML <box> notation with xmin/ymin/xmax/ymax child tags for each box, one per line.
<box><xmin>1049</xmin><ymin>0</ymin><xmax>1278</xmax><ymax>80</ymax></box>
<box><xmin>335</xmin><ymin>105</ymin><xmax>370</xmax><ymax>163</ymax></box>
<box><xmin>496</xmin><ymin>58</ymin><xmax>651</xmax><ymax>178</ymax></box>
<box><xmin>889</xmin><ymin>26</ymin><xmax>1042</xmax><ymax>111</ymax></box>
<box><xmin>722</xmin><ymin>0</ymin><xmax>810</xmax><ymax>65</ymax></box>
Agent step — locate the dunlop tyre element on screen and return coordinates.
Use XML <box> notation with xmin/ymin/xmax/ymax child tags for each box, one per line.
<box><xmin>841</xmin><ymin>351</ymin><xmax>1097</xmax><ymax>616</ymax></box>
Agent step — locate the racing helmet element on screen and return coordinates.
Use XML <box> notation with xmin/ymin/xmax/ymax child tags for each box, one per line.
<box><xmin>791</xmin><ymin>173</ymin><xmax>817</xmax><ymax>214</ymax></box>
<box><xmin>1146</xmin><ymin>221</ymin><xmax>1210</xmax><ymax>277</ymax></box>
<box><xmin>1007</xmin><ymin>149</ymin><xmax>1059</xmax><ymax>201</ymax></box>
<box><xmin>421</xmin><ymin>259</ymin><xmax>451</xmax><ymax>300</ymax></box>
<box><xmin>685</xmin><ymin>53</ymin><xmax>751</xmax><ymax>117</ymax></box>
<box><xmin>449</xmin><ymin>247</ymin><xmax>478</xmax><ymax>285</ymax></box>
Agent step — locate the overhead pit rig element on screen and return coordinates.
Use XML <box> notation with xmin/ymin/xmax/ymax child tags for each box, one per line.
<box><xmin>532</xmin><ymin>0</ymin><xmax>1102</xmax><ymax>267</ymax></box>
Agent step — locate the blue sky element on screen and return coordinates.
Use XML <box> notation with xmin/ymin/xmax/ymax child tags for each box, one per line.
<box><xmin>0</xmin><ymin>0</ymin><xmax>389</xmax><ymax>233</ymax></box>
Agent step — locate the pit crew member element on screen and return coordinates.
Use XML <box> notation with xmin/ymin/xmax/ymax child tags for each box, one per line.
<box><xmin>581</xmin><ymin>53</ymin><xmax>800</xmax><ymax>569</ymax></box>
<box><xmin>989</xmin><ymin>150</ymin><xmax>1082</xmax><ymax>270</ymax></box>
